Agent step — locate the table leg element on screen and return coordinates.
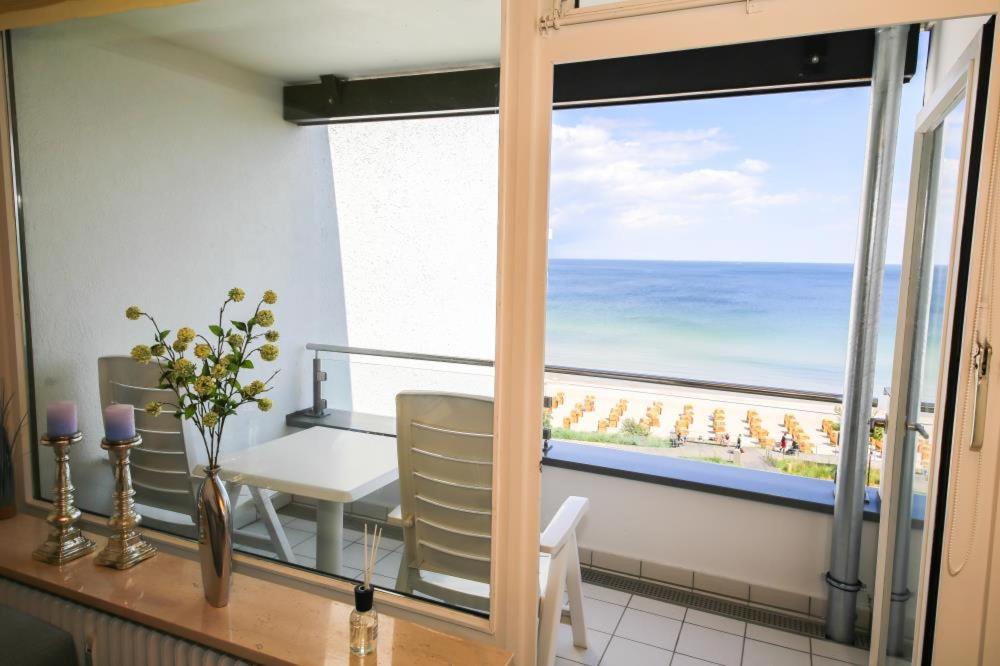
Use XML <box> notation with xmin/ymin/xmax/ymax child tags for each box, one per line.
<box><xmin>316</xmin><ymin>500</ymin><xmax>344</xmax><ymax>576</ymax></box>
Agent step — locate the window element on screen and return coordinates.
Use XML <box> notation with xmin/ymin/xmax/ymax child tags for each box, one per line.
<box><xmin>12</xmin><ymin>0</ymin><xmax>501</xmax><ymax>617</ymax></box>
<box><xmin>542</xmin><ymin>33</ymin><xmax>940</xmax><ymax>493</ymax></box>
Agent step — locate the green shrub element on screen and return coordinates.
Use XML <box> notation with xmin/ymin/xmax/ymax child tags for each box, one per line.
<box><xmin>768</xmin><ymin>457</ymin><xmax>837</xmax><ymax>480</ymax></box>
<box><xmin>619</xmin><ymin>418</ymin><xmax>650</xmax><ymax>436</ymax></box>
<box><xmin>551</xmin><ymin>427</ymin><xmax>672</xmax><ymax>448</ymax></box>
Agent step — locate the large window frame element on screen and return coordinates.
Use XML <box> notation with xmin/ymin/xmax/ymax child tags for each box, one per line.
<box><xmin>1</xmin><ymin>1</ymin><xmax>999</xmax><ymax>663</ymax></box>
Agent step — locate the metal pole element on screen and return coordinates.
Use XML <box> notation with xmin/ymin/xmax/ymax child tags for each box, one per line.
<box><xmin>826</xmin><ymin>25</ymin><xmax>908</xmax><ymax>645</ymax></box>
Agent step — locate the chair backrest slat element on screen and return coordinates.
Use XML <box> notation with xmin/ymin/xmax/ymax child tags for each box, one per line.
<box><xmin>98</xmin><ymin>356</ymin><xmax>196</xmax><ymax>521</ymax></box>
<box><xmin>396</xmin><ymin>392</ymin><xmax>493</xmax><ymax>586</ymax></box>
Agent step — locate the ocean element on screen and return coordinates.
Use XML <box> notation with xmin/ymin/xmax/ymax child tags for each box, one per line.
<box><xmin>545</xmin><ymin>259</ymin><xmax>948</xmax><ymax>401</ymax></box>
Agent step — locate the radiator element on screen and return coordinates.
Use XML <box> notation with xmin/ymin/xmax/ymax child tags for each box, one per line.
<box><xmin>0</xmin><ymin>577</ymin><xmax>252</xmax><ymax>666</ymax></box>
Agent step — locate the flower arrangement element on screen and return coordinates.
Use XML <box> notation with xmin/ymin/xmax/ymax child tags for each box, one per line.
<box><xmin>126</xmin><ymin>288</ymin><xmax>279</xmax><ymax>468</ymax></box>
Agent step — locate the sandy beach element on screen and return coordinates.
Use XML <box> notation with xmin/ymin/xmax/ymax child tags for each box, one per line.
<box><xmin>546</xmin><ymin>373</ymin><xmax>844</xmax><ymax>456</ymax></box>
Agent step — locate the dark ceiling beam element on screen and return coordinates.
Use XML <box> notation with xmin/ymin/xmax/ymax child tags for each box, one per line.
<box><xmin>284</xmin><ymin>27</ymin><xmax>918</xmax><ymax>125</ymax></box>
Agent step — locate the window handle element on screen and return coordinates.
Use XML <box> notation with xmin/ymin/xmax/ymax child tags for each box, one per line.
<box><xmin>970</xmin><ymin>341</ymin><xmax>991</xmax><ymax>452</ymax></box>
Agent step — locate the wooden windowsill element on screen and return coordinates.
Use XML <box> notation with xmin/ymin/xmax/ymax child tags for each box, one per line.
<box><xmin>0</xmin><ymin>514</ymin><xmax>512</xmax><ymax>666</ymax></box>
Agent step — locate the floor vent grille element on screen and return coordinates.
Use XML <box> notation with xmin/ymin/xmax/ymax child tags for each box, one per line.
<box><xmin>581</xmin><ymin>566</ymin><xmax>871</xmax><ymax>649</ymax></box>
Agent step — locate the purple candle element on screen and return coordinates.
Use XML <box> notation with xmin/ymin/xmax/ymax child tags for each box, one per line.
<box><xmin>46</xmin><ymin>401</ymin><xmax>78</xmax><ymax>437</ymax></box>
<box><xmin>103</xmin><ymin>404</ymin><xmax>136</xmax><ymax>441</ymax></box>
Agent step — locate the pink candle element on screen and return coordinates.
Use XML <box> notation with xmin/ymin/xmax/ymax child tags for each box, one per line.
<box><xmin>46</xmin><ymin>401</ymin><xmax>78</xmax><ymax>437</ymax></box>
<box><xmin>103</xmin><ymin>404</ymin><xmax>136</xmax><ymax>441</ymax></box>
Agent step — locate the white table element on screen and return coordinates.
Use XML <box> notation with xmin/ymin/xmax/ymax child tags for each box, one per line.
<box><xmin>211</xmin><ymin>427</ymin><xmax>399</xmax><ymax>575</ymax></box>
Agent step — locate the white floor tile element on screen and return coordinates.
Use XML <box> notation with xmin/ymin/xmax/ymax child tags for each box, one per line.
<box><xmin>556</xmin><ymin>624</ymin><xmax>611</xmax><ymax>666</ymax></box>
<box><xmin>374</xmin><ymin>550</ymin><xmax>403</xmax><ymax>577</ymax></box>
<box><xmin>342</xmin><ymin>542</ymin><xmax>394</xmax><ymax>570</ymax></box>
<box><xmin>614</xmin><ymin>609</ymin><xmax>682</xmax><ymax>651</ymax></box>
<box><xmin>741</xmin><ymin>639</ymin><xmax>809</xmax><ymax>666</ymax></box>
<box><xmin>600</xmin><ymin>636</ymin><xmax>672</xmax><ymax>666</ymax></box>
<box><xmin>286</xmin><ymin>517</ymin><xmax>317</xmax><ymax>532</ymax></box>
<box><xmin>583</xmin><ymin>581</ymin><xmax>631</xmax><ymax>606</ymax></box>
<box><xmin>811</xmin><ymin>639</ymin><xmax>869</xmax><ymax>665</ymax></box>
<box><xmin>341</xmin><ymin>566</ymin><xmax>362</xmax><ymax>580</ymax></box>
<box><xmin>371</xmin><ymin>573</ymin><xmax>396</xmax><ymax>589</ymax></box>
<box><xmin>556</xmin><ymin>659</ymin><xmax>581</xmax><ymax>666</ymax></box>
<box><xmin>674</xmin><ymin>623</ymin><xmax>743</xmax><ymax>666</ymax></box>
<box><xmin>812</xmin><ymin>657</ymin><xmax>855</xmax><ymax>666</ymax></box>
<box><xmin>745</xmin><ymin>624</ymin><xmax>810</xmax><ymax>652</ymax></box>
<box><xmin>239</xmin><ymin>521</ymin><xmax>313</xmax><ymax>547</ymax></box>
<box><xmin>683</xmin><ymin>609</ymin><xmax>745</xmax><ymax>637</ymax></box>
<box><xmin>628</xmin><ymin>595</ymin><xmax>687</xmax><ymax>621</ymax></box>
<box><xmin>297</xmin><ymin>555</ymin><xmax>316</xmax><ymax>569</ymax></box>
<box><xmin>669</xmin><ymin>654</ymin><xmax>716</xmax><ymax>665</ymax></box>
<box><xmin>583</xmin><ymin>597</ymin><xmax>628</xmax><ymax>634</ymax></box>
<box><xmin>375</xmin><ymin>535</ymin><xmax>403</xmax><ymax>551</ymax></box>
<box><xmin>292</xmin><ymin>535</ymin><xmax>316</xmax><ymax>558</ymax></box>
<box><xmin>277</xmin><ymin>512</ymin><xmax>297</xmax><ymax>525</ymax></box>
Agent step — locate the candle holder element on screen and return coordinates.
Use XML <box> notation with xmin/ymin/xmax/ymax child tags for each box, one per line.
<box><xmin>95</xmin><ymin>435</ymin><xmax>156</xmax><ymax>569</ymax></box>
<box><xmin>33</xmin><ymin>432</ymin><xmax>97</xmax><ymax>564</ymax></box>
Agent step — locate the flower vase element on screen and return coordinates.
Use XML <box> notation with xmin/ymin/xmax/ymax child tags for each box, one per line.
<box><xmin>0</xmin><ymin>430</ymin><xmax>15</xmax><ymax>520</ymax></box>
<box><xmin>197</xmin><ymin>466</ymin><xmax>233</xmax><ymax>607</ymax></box>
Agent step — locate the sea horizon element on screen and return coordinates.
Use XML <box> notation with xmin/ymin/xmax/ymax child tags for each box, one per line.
<box><xmin>545</xmin><ymin>258</ymin><xmax>945</xmax><ymax>401</ymax></box>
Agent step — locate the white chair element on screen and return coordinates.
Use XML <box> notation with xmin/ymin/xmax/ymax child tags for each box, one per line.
<box><xmin>391</xmin><ymin>391</ymin><xmax>588</xmax><ymax>666</ymax></box>
<box><xmin>97</xmin><ymin>356</ymin><xmax>291</xmax><ymax>559</ymax></box>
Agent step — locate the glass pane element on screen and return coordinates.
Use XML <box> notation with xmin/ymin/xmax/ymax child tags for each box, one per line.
<box><xmin>883</xmin><ymin>96</ymin><xmax>966</xmax><ymax>662</ymax></box>
<box><xmin>13</xmin><ymin>0</ymin><xmax>499</xmax><ymax>615</ymax></box>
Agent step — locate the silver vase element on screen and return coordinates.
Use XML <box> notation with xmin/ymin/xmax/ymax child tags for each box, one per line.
<box><xmin>197</xmin><ymin>466</ymin><xmax>233</xmax><ymax>607</ymax></box>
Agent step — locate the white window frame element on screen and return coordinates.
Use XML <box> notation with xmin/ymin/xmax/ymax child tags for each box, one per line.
<box><xmin>1</xmin><ymin>1</ymin><xmax>999</xmax><ymax>663</ymax></box>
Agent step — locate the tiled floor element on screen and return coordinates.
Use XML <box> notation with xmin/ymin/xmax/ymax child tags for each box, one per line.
<box><xmin>236</xmin><ymin>512</ymin><xmax>402</xmax><ymax>589</ymax></box>
<box><xmin>555</xmin><ymin>582</ymin><xmax>870</xmax><ymax>666</ymax></box>
<box><xmin>240</xmin><ymin>511</ymin><xmax>871</xmax><ymax>666</ymax></box>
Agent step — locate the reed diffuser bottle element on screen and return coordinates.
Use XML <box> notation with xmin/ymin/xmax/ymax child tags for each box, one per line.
<box><xmin>350</xmin><ymin>524</ymin><xmax>381</xmax><ymax>656</ymax></box>
<box><xmin>350</xmin><ymin>584</ymin><xmax>378</xmax><ymax>656</ymax></box>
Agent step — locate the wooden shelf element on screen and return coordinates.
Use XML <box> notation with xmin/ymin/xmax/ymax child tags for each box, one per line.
<box><xmin>0</xmin><ymin>514</ymin><xmax>511</xmax><ymax>666</ymax></box>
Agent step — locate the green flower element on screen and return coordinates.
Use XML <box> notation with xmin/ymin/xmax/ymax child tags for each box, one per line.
<box><xmin>151</xmin><ymin>343</ymin><xmax>167</xmax><ymax>357</ymax></box>
<box><xmin>228</xmin><ymin>287</ymin><xmax>246</xmax><ymax>303</ymax></box>
<box><xmin>194</xmin><ymin>343</ymin><xmax>212</xmax><ymax>359</ymax></box>
<box><xmin>176</xmin><ymin>327</ymin><xmax>196</xmax><ymax>343</ymax></box>
<box><xmin>260</xmin><ymin>343</ymin><xmax>279</xmax><ymax>362</ymax></box>
<box><xmin>193</xmin><ymin>376</ymin><xmax>217</xmax><ymax>396</ymax></box>
<box><xmin>202</xmin><ymin>412</ymin><xmax>219</xmax><ymax>428</ymax></box>
<box><xmin>265</xmin><ymin>330</ymin><xmax>280</xmax><ymax>342</ymax></box>
<box><xmin>131</xmin><ymin>345</ymin><xmax>152</xmax><ymax>365</ymax></box>
<box><xmin>173</xmin><ymin>358</ymin><xmax>195</xmax><ymax>380</ymax></box>
<box><xmin>145</xmin><ymin>401</ymin><xmax>163</xmax><ymax>417</ymax></box>
<box><xmin>211</xmin><ymin>363</ymin><xmax>229</xmax><ymax>378</ymax></box>
<box><xmin>254</xmin><ymin>310</ymin><xmax>275</xmax><ymax>327</ymax></box>
<box><xmin>125</xmin><ymin>306</ymin><xmax>142</xmax><ymax>321</ymax></box>
<box><xmin>262</xmin><ymin>290</ymin><xmax>278</xmax><ymax>305</ymax></box>
<box><xmin>226</xmin><ymin>333</ymin><xmax>244</xmax><ymax>348</ymax></box>
<box><xmin>257</xmin><ymin>398</ymin><xmax>273</xmax><ymax>412</ymax></box>
<box><xmin>242</xmin><ymin>380</ymin><xmax>265</xmax><ymax>397</ymax></box>
<box><xmin>172</xmin><ymin>339</ymin><xmax>188</xmax><ymax>353</ymax></box>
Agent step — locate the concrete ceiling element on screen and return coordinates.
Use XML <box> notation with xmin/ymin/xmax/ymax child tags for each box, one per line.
<box><xmin>112</xmin><ymin>0</ymin><xmax>500</xmax><ymax>83</ymax></box>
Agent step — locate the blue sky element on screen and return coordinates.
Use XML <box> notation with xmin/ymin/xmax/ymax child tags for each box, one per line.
<box><xmin>548</xmin><ymin>35</ymin><xmax>955</xmax><ymax>265</ymax></box>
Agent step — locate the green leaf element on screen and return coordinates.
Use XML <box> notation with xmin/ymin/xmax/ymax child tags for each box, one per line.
<box><xmin>209</xmin><ymin>325</ymin><xmax>224</xmax><ymax>337</ymax></box>
<box><xmin>240</xmin><ymin>360</ymin><xmax>254</xmax><ymax>369</ymax></box>
<box><xmin>172</xmin><ymin>412</ymin><xmax>181</xmax><ymax>419</ymax></box>
<box><xmin>158</xmin><ymin>329</ymin><xmax>171</xmax><ymax>342</ymax></box>
<box><xmin>231</xmin><ymin>320</ymin><xmax>247</xmax><ymax>332</ymax></box>
<box><xmin>183</xmin><ymin>406</ymin><xmax>196</xmax><ymax>419</ymax></box>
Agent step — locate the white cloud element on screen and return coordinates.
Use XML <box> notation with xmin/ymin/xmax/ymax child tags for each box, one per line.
<box><xmin>739</xmin><ymin>158</ymin><xmax>770</xmax><ymax>173</ymax></box>
<box><xmin>549</xmin><ymin>120</ymin><xmax>800</xmax><ymax>235</ymax></box>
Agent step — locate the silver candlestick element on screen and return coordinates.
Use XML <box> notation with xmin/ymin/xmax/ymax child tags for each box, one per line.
<box><xmin>95</xmin><ymin>435</ymin><xmax>156</xmax><ymax>569</ymax></box>
<box><xmin>33</xmin><ymin>432</ymin><xmax>96</xmax><ymax>564</ymax></box>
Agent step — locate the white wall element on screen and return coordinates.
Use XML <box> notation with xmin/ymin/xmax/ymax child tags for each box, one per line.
<box><xmin>542</xmin><ymin>464</ymin><xmax>924</xmax><ymax>618</ymax></box>
<box><xmin>325</xmin><ymin>116</ymin><xmax>499</xmax><ymax>416</ymax></box>
<box><xmin>925</xmin><ymin>16</ymin><xmax>990</xmax><ymax>98</ymax></box>
<box><xmin>13</xmin><ymin>19</ymin><xmax>345</xmax><ymax>513</ymax></box>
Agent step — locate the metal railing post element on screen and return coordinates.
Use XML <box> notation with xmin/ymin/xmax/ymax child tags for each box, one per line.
<box><xmin>826</xmin><ymin>24</ymin><xmax>908</xmax><ymax>645</ymax></box>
